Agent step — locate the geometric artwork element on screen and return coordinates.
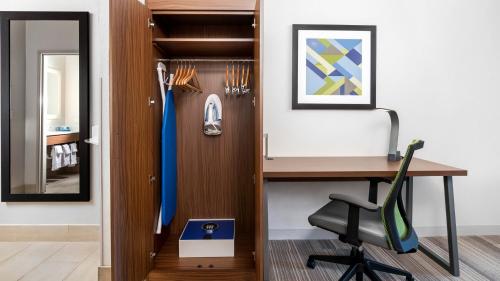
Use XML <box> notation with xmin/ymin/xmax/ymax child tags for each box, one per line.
<box><xmin>306</xmin><ymin>39</ymin><xmax>362</xmax><ymax>96</ymax></box>
<box><xmin>293</xmin><ymin>25</ymin><xmax>376</xmax><ymax>109</ymax></box>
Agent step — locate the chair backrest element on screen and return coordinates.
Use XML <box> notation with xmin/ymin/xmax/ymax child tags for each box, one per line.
<box><xmin>382</xmin><ymin>139</ymin><xmax>424</xmax><ymax>253</ymax></box>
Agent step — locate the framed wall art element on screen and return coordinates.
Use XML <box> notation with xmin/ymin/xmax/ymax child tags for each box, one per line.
<box><xmin>292</xmin><ymin>24</ymin><xmax>376</xmax><ymax>109</ymax></box>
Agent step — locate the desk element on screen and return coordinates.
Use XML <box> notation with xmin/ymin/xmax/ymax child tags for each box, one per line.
<box><xmin>263</xmin><ymin>156</ymin><xmax>467</xmax><ymax>279</ymax></box>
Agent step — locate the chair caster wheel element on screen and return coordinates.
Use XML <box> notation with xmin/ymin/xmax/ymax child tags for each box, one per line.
<box><xmin>306</xmin><ymin>257</ymin><xmax>316</xmax><ymax>269</ymax></box>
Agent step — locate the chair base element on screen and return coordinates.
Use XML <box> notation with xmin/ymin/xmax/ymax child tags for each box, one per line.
<box><xmin>307</xmin><ymin>247</ymin><xmax>414</xmax><ymax>281</ymax></box>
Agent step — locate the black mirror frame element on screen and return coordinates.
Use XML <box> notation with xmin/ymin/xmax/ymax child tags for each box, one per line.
<box><xmin>1</xmin><ymin>12</ymin><xmax>90</xmax><ymax>202</ymax></box>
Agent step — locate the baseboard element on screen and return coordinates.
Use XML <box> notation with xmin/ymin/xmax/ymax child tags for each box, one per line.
<box><xmin>0</xmin><ymin>224</ymin><xmax>100</xmax><ymax>241</ymax></box>
<box><xmin>98</xmin><ymin>266</ymin><xmax>111</xmax><ymax>281</ymax></box>
<box><xmin>269</xmin><ymin>228</ymin><xmax>338</xmax><ymax>240</ymax></box>
<box><xmin>415</xmin><ymin>225</ymin><xmax>500</xmax><ymax>237</ymax></box>
<box><xmin>269</xmin><ymin>225</ymin><xmax>500</xmax><ymax>240</ymax></box>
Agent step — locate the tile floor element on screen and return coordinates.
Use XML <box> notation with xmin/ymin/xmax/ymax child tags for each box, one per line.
<box><xmin>0</xmin><ymin>242</ymin><xmax>99</xmax><ymax>281</ymax></box>
<box><xmin>46</xmin><ymin>174</ymin><xmax>80</xmax><ymax>194</ymax></box>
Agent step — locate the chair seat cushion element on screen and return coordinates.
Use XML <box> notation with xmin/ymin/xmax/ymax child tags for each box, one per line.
<box><xmin>308</xmin><ymin>200</ymin><xmax>390</xmax><ymax>249</ymax></box>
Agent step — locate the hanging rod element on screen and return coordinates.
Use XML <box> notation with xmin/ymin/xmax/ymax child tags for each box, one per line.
<box><xmin>157</xmin><ymin>58</ymin><xmax>255</xmax><ymax>62</ymax></box>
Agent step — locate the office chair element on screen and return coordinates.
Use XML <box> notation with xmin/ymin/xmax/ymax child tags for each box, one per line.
<box><xmin>307</xmin><ymin>140</ymin><xmax>424</xmax><ymax>281</ymax></box>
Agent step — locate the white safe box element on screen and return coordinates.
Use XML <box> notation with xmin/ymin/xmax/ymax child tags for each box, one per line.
<box><xmin>179</xmin><ymin>219</ymin><xmax>235</xmax><ymax>258</ymax></box>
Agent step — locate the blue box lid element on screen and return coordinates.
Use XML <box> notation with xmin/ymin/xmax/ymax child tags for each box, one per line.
<box><xmin>180</xmin><ymin>219</ymin><xmax>234</xmax><ymax>240</ymax></box>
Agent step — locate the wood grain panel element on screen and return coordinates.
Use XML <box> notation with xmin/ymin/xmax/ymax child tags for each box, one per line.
<box><xmin>152</xmin><ymin>11</ymin><xmax>255</xmax><ymax>24</ymax></box>
<box><xmin>152</xmin><ymin>11</ymin><xmax>255</xmax><ymax>57</ymax></box>
<box><xmin>169</xmin><ymin>62</ymin><xmax>256</xmax><ymax>238</ymax></box>
<box><xmin>153</xmin><ymin>234</ymin><xmax>255</xmax><ymax>269</ymax></box>
<box><xmin>263</xmin><ymin>157</ymin><xmax>468</xmax><ymax>179</ymax></box>
<box><xmin>149</xmin><ymin>233</ymin><xmax>255</xmax><ymax>280</ymax></box>
<box><xmin>149</xmin><ymin>271</ymin><xmax>255</xmax><ymax>281</ymax></box>
<box><xmin>253</xmin><ymin>1</ymin><xmax>264</xmax><ymax>281</ymax></box>
<box><xmin>154</xmin><ymin>38</ymin><xmax>254</xmax><ymax>57</ymax></box>
<box><xmin>109</xmin><ymin>0</ymin><xmax>155</xmax><ymax>280</ymax></box>
<box><xmin>153</xmin><ymin>47</ymin><xmax>170</xmax><ymax>253</ymax></box>
<box><xmin>148</xmin><ymin>0</ymin><xmax>256</xmax><ymax>11</ymax></box>
<box><xmin>46</xmin><ymin>133</ymin><xmax>79</xmax><ymax>145</ymax></box>
<box><xmin>154</xmin><ymin>19</ymin><xmax>254</xmax><ymax>38</ymax></box>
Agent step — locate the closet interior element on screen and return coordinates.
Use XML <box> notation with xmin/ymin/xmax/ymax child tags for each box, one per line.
<box><xmin>110</xmin><ymin>1</ymin><xmax>263</xmax><ymax>280</ymax></box>
<box><xmin>151</xmin><ymin>10</ymin><xmax>257</xmax><ymax>280</ymax></box>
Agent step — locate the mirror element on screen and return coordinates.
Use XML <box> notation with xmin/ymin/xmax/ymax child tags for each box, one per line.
<box><xmin>1</xmin><ymin>12</ymin><xmax>89</xmax><ymax>201</ymax></box>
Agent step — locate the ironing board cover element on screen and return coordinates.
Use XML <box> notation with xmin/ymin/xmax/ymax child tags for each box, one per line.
<box><xmin>162</xmin><ymin>89</ymin><xmax>177</xmax><ymax>225</ymax></box>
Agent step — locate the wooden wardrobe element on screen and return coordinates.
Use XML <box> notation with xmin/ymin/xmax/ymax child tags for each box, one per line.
<box><xmin>109</xmin><ymin>0</ymin><xmax>263</xmax><ymax>280</ymax></box>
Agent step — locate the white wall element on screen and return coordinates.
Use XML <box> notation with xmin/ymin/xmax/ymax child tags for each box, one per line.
<box><xmin>263</xmin><ymin>0</ymin><xmax>500</xmax><ymax>238</ymax></box>
<box><xmin>0</xmin><ymin>0</ymin><xmax>108</xmax><ymax>232</ymax></box>
<box><xmin>44</xmin><ymin>54</ymin><xmax>80</xmax><ymax>131</ymax></box>
<box><xmin>64</xmin><ymin>55</ymin><xmax>80</xmax><ymax>130</ymax></box>
<box><xmin>45</xmin><ymin>55</ymin><xmax>68</xmax><ymax>129</ymax></box>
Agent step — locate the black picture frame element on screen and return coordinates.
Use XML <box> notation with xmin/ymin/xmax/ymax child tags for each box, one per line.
<box><xmin>0</xmin><ymin>12</ymin><xmax>90</xmax><ymax>202</ymax></box>
<box><xmin>292</xmin><ymin>24</ymin><xmax>376</xmax><ymax>110</ymax></box>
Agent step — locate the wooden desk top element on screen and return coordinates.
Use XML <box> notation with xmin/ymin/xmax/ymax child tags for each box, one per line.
<box><xmin>263</xmin><ymin>156</ymin><xmax>467</xmax><ymax>180</ymax></box>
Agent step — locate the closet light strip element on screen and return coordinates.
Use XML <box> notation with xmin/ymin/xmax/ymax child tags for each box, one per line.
<box><xmin>151</xmin><ymin>11</ymin><xmax>255</xmax><ymax>16</ymax></box>
<box><xmin>157</xmin><ymin>58</ymin><xmax>255</xmax><ymax>62</ymax></box>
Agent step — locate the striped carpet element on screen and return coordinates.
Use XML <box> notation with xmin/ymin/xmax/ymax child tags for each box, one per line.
<box><xmin>269</xmin><ymin>236</ymin><xmax>500</xmax><ymax>281</ymax></box>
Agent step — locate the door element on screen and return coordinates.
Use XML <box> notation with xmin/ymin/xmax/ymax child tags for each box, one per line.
<box><xmin>110</xmin><ymin>0</ymin><xmax>155</xmax><ymax>280</ymax></box>
<box><xmin>253</xmin><ymin>0</ymin><xmax>264</xmax><ymax>280</ymax></box>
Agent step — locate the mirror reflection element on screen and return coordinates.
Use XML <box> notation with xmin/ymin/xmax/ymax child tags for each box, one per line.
<box><xmin>9</xmin><ymin>20</ymin><xmax>80</xmax><ymax>194</ymax></box>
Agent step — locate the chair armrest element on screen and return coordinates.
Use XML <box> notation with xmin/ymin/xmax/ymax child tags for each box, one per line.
<box><xmin>329</xmin><ymin>193</ymin><xmax>379</xmax><ymax>212</ymax></box>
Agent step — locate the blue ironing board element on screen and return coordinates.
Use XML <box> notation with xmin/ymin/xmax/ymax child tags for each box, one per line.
<box><xmin>162</xmin><ymin>89</ymin><xmax>177</xmax><ymax>226</ymax></box>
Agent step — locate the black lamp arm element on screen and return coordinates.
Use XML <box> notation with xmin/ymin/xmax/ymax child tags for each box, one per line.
<box><xmin>377</xmin><ymin>108</ymin><xmax>402</xmax><ymax>161</ymax></box>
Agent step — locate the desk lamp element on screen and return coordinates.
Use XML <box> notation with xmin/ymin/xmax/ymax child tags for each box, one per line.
<box><xmin>378</xmin><ymin>108</ymin><xmax>402</xmax><ymax>161</ymax></box>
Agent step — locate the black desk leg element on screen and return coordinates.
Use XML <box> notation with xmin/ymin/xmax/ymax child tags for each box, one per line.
<box><xmin>419</xmin><ymin>176</ymin><xmax>460</xmax><ymax>276</ymax></box>
<box><xmin>405</xmin><ymin>177</ymin><xmax>413</xmax><ymax>225</ymax></box>
<box><xmin>368</xmin><ymin>180</ymin><xmax>378</xmax><ymax>204</ymax></box>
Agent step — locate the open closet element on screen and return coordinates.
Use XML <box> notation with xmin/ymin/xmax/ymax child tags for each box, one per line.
<box><xmin>109</xmin><ymin>0</ymin><xmax>263</xmax><ymax>280</ymax></box>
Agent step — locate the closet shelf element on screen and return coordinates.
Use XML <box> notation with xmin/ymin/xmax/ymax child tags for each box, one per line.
<box><xmin>153</xmin><ymin>38</ymin><xmax>254</xmax><ymax>57</ymax></box>
<box><xmin>149</xmin><ymin>233</ymin><xmax>256</xmax><ymax>280</ymax></box>
<box><xmin>152</xmin><ymin>11</ymin><xmax>255</xmax><ymax>25</ymax></box>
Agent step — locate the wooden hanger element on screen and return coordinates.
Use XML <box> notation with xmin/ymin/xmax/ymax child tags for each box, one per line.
<box><xmin>186</xmin><ymin>61</ymin><xmax>202</xmax><ymax>93</ymax></box>
<box><xmin>245</xmin><ymin>63</ymin><xmax>250</xmax><ymax>90</ymax></box>
<box><xmin>180</xmin><ymin>61</ymin><xmax>190</xmax><ymax>87</ymax></box>
<box><xmin>191</xmin><ymin>63</ymin><xmax>202</xmax><ymax>93</ymax></box>
<box><xmin>225</xmin><ymin>64</ymin><xmax>230</xmax><ymax>95</ymax></box>
<box><xmin>231</xmin><ymin>62</ymin><xmax>236</xmax><ymax>95</ymax></box>
<box><xmin>235</xmin><ymin>63</ymin><xmax>240</xmax><ymax>95</ymax></box>
<box><xmin>174</xmin><ymin>60</ymin><xmax>202</xmax><ymax>93</ymax></box>
<box><xmin>181</xmin><ymin>61</ymin><xmax>192</xmax><ymax>85</ymax></box>
<box><xmin>172</xmin><ymin>61</ymin><xmax>180</xmax><ymax>86</ymax></box>
<box><xmin>246</xmin><ymin>64</ymin><xmax>250</xmax><ymax>87</ymax></box>
<box><xmin>173</xmin><ymin>61</ymin><xmax>183</xmax><ymax>86</ymax></box>
<box><xmin>178</xmin><ymin>61</ymin><xmax>192</xmax><ymax>91</ymax></box>
<box><xmin>187</xmin><ymin>63</ymin><xmax>203</xmax><ymax>93</ymax></box>
<box><xmin>241</xmin><ymin>63</ymin><xmax>251</xmax><ymax>94</ymax></box>
<box><xmin>241</xmin><ymin>63</ymin><xmax>246</xmax><ymax>90</ymax></box>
